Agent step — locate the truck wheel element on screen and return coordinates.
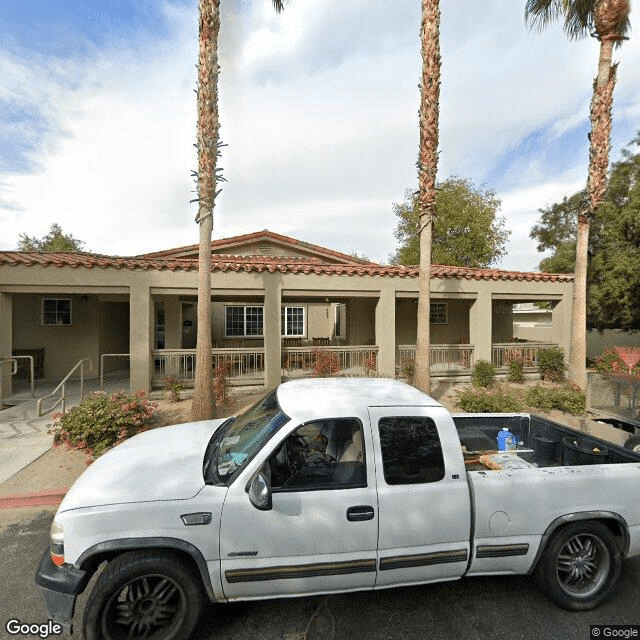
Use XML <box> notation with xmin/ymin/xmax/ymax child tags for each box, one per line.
<box><xmin>535</xmin><ymin>521</ymin><xmax>621</xmax><ymax>611</ymax></box>
<box><xmin>83</xmin><ymin>550</ymin><xmax>203</xmax><ymax>640</ymax></box>
<box><xmin>623</xmin><ymin>435</ymin><xmax>640</xmax><ymax>453</ymax></box>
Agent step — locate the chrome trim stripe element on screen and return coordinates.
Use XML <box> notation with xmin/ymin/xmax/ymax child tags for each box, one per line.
<box><xmin>379</xmin><ymin>548</ymin><xmax>468</xmax><ymax>571</ymax></box>
<box><xmin>225</xmin><ymin>558</ymin><xmax>376</xmax><ymax>583</ymax></box>
<box><xmin>476</xmin><ymin>544</ymin><xmax>530</xmax><ymax>558</ymax></box>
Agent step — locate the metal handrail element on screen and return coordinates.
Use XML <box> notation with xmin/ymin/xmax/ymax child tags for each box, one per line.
<box><xmin>36</xmin><ymin>358</ymin><xmax>93</xmax><ymax>417</ymax></box>
<box><xmin>100</xmin><ymin>353</ymin><xmax>130</xmax><ymax>390</ymax></box>
<box><xmin>0</xmin><ymin>357</ymin><xmax>18</xmax><ymax>407</ymax></box>
<box><xmin>1</xmin><ymin>355</ymin><xmax>35</xmax><ymax>398</ymax></box>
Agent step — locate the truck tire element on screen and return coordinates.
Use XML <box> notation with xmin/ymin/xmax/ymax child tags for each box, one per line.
<box><xmin>83</xmin><ymin>550</ymin><xmax>203</xmax><ymax>640</ymax></box>
<box><xmin>535</xmin><ymin>521</ymin><xmax>621</xmax><ymax>611</ymax></box>
<box><xmin>623</xmin><ymin>435</ymin><xmax>640</xmax><ymax>453</ymax></box>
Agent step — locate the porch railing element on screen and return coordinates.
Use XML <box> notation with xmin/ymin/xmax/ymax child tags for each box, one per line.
<box><xmin>491</xmin><ymin>342</ymin><xmax>558</xmax><ymax>369</ymax></box>
<box><xmin>397</xmin><ymin>344</ymin><xmax>475</xmax><ymax>372</ymax></box>
<box><xmin>281</xmin><ymin>346</ymin><xmax>379</xmax><ymax>376</ymax></box>
<box><xmin>151</xmin><ymin>348</ymin><xmax>266</xmax><ymax>387</ymax></box>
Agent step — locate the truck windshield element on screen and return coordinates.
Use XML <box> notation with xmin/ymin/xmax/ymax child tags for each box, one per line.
<box><xmin>209</xmin><ymin>389</ymin><xmax>289</xmax><ymax>484</ymax></box>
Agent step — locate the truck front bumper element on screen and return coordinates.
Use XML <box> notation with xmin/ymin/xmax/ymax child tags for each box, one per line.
<box><xmin>35</xmin><ymin>548</ymin><xmax>90</xmax><ymax>635</ymax></box>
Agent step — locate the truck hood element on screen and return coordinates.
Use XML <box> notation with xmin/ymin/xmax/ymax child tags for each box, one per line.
<box><xmin>58</xmin><ymin>418</ymin><xmax>227</xmax><ymax>512</ymax></box>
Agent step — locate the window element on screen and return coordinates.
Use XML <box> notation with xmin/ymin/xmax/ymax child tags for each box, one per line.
<box><xmin>42</xmin><ymin>299</ymin><xmax>71</xmax><ymax>326</ymax></box>
<box><xmin>225</xmin><ymin>305</ymin><xmax>307</xmax><ymax>337</ymax></box>
<box><xmin>430</xmin><ymin>302</ymin><xmax>448</xmax><ymax>325</ymax></box>
<box><xmin>269</xmin><ymin>418</ymin><xmax>366</xmax><ymax>491</ymax></box>
<box><xmin>378</xmin><ymin>416</ymin><xmax>445</xmax><ymax>485</ymax></box>
<box><xmin>281</xmin><ymin>306</ymin><xmax>305</xmax><ymax>337</ymax></box>
<box><xmin>225</xmin><ymin>306</ymin><xmax>264</xmax><ymax>337</ymax></box>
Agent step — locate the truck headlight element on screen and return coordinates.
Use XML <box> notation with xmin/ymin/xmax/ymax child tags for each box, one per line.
<box><xmin>50</xmin><ymin>520</ymin><xmax>65</xmax><ymax>566</ymax></box>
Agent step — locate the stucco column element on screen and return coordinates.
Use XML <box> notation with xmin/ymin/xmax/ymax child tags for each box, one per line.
<box><xmin>375</xmin><ymin>285</ymin><xmax>396</xmax><ymax>376</ymax></box>
<box><xmin>129</xmin><ymin>283</ymin><xmax>153</xmax><ymax>393</ymax></box>
<box><xmin>0</xmin><ymin>293</ymin><xmax>12</xmax><ymax>398</ymax></box>
<box><xmin>469</xmin><ymin>289</ymin><xmax>492</xmax><ymax>364</ymax></box>
<box><xmin>263</xmin><ymin>274</ymin><xmax>282</xmax><ymax>388</ymax></box>
<box><xmin>552</xmin><ymin>294</ymin><xmax>572</xmax><ymax>357</ymax></box>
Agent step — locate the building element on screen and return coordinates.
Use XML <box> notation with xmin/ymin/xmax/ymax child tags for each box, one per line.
<box><xmin>0</xmin><ymin>230</ymin><xmax>574</xmax><ymax>396</ymax></box>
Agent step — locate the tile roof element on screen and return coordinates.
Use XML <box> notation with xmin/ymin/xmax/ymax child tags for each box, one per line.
<box><xmin>0</xmin><ymin>251</ymin><xmax>574</xmax><ymax>282</ymax></box>
<box><xmin>139</xmin><ymin>229</ymin><xmax>370</xmax><ymax>265</ymax></box>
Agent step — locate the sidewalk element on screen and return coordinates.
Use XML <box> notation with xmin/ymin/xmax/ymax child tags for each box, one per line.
<box><xmin>0</xmin><ymin>370</ymin><xmax>130</xmax><ymax>491</ymax></box>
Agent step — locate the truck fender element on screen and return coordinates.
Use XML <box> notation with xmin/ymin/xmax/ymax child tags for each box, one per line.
<box><xmin>75</xmin><ymin>537</ymin><xmax>217</xmax><ymax>603</ymax></box>
<box><xmin>528</xmin><ymin>511</ymin><xmax>630</xmax><ymax>575</ymax></box>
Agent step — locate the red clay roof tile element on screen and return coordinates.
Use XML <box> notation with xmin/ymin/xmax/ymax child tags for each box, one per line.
<box><xmin>0</xmin><ymin>251</ymin><xmax>574</xmax><ymax>282</ymax></box>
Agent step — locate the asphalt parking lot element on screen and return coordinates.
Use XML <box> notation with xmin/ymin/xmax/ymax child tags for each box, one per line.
<box><xmin>1</xmin><ymin>508</ymin><xmax>639</xmax><ymax>640</ymax></box>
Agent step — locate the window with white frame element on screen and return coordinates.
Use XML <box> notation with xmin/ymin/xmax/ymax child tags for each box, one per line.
<box><xmin>429</xmin><ymin>302</ymin><xmax>447</xmax><ymax>325</ymax></box>
<box><xmin>281</xmin><ymin>306</ymin><xmax>305</xmax><ymax>337</ymax></box>
<box><xmin>42</xmin><ymin>298</ymin><xmax>72</xmax><ymax>326</ymax></box>
<box><xmin>225</xmin><ymin>306</ymin><xmax>264</xmax><ymax>337</ymax></box>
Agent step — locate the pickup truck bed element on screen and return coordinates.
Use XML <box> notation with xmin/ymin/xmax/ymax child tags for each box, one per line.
<box><xmin>453</xmin><ymin>413</ymin><xmax>640</xmax><ymax>466</ymax></box>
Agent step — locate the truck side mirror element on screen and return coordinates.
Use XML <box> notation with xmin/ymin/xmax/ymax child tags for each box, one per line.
<box><xmin>248</xmin><ymin>471</ymin><xmax>272</xmax><ymax>511</ymax></box>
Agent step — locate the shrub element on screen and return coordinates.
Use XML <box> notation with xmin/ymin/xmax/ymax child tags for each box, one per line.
<box><xmin>458</xmin><ymin>388</ymin><xmax>523</xmax><ymax>413</ymax></box>
<box><xmin>50</xmin><ymin>390</ymin><xmax>157</xmax><ymax>458</ymax></box>
<box><xmin>397</xmin><ymin>359</ymin><xmax>415</xmax><ymax>382</ymax></box>
<box><xmin>525</xmin><ymin>385</ymin><xmax>586</xmax><ymax>415</ymax></box>
<box><xmin>471</xmin><ymin>359</ymin><xmax>495</xmax><ymax>388</ymax></box>
<box><xmin>163</xmin><ymin>377</ymin><xmax>185</xmax><ymax>403</ymax></box>
<box><xmin>594</xmin><ymin>348</ymin><xmax>640</xmax><ymax>376</ymax></box>
<box><xmin>507</xmin><ymin>360</ymin><xmax>525</xmax><ymax>384</ymax></box>
<box><xmin>537</xmin><ymin>347</ymin><xmax>565</xmax><ymax>382</ymax></box>
<box><xmin>311</xmin><ymin>348</ymin><xmax>340</xmax><ymax>377</ymax></box>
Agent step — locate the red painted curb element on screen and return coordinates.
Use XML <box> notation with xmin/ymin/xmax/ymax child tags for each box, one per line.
<box><xmin>0</xmin><ymin>488</ymin><xmax>68</xmax><ymax>509</ymax></box>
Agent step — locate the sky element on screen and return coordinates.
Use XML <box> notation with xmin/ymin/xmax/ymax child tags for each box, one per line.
<box><xmin>0</xmin><ymin>1</ymin><xmax>638</xmax><ymax>271</ymax></box>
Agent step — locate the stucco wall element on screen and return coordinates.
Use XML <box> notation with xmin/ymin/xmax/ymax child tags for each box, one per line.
<box><xmin>395</xmin><ymin>298</ymin><xmax>473</xmax><ymax>345</ymax></box>
<box><xmin>12</xmin><ymin>294</ymin><xmax>99</xmax><ymax>379</ymax></box>
<box><xmin>587</xmin><ymin>329</ymin><xmax>640</xmax><ymax>359</ymax></box>
<box><xmin>98</xmin><ymin>301</ymin><xmax>130</xmax><ymax>372</ymax></box>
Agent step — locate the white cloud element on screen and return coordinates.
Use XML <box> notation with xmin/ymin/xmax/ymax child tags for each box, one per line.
<box><xmin>0</xmin><ymin>0</ymin><xmax>638</xmax><ymax>273</ymax></box>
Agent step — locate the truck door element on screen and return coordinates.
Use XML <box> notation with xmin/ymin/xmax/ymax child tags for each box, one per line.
<box><xmin>368</xmin><ymin>407</ymin><xmax>471</xmax><ymax>588</ymax></box>
<box><xmin>219</xmin><ymin>417</ymin><xmax>379</xmax><ymax>600</ymax></box>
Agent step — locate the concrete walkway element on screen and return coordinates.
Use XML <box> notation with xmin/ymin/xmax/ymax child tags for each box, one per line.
<box><xmin>0</xmin><ymin>370</ymin><xmax>130</xmax><ymax>485</ymax></box>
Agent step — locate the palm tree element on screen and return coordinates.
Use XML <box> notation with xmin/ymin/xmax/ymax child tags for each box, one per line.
<box><xmin>414</xmin><ymin>0</ymin><xmax>441</xmax><ymax>394</ymax></box>
<box><xmin>525</xmin><ymin>0</ymin><xmax>631</xmax><ymax>390</ymax></box>
<box><xmin>191</xmin><ymin>0</ymin><xmax>287</xmax><ymax>421</ymax></box>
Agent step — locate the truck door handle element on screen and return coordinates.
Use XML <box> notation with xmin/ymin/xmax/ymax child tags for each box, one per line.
<box><xmin>347</xmin><ymin>506</ymin><xmax>375</xmax><ymax>522</ymax></box>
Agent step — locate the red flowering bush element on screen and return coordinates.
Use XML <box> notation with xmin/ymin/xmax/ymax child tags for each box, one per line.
<box><xmin>50</xmin><ymin>390</ymin><xmax>157</xmax><ymax>459</ymax></box>
<box><xmin>311</xmin><ymin>348</ymin><xmax>340</xmax><ymax>377</ymax></box>
<box><xmin>214</xmin><ymin>358</ymin><xmax>234</xmax><ymax>406</ymax></box>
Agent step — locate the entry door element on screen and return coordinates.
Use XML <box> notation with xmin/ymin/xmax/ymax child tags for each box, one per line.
<box><xmin>368</xmin><ymin>407</ymin><xmax>471</xmax><ymax>588</ymax></box>
<box><xmin>219</xmin><ymin>418</ymin><xmax>379</xmax><ymax>600</ymax></box>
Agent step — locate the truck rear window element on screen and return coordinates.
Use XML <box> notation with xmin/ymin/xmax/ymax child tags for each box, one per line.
<box><xmin>378</xmin><ymin>416</ymin><xmax>445</xmax><ymax>484</ymax></box>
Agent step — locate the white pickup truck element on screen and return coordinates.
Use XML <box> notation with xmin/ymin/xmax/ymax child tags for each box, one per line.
<box><xmin>36</xmin><ymin>378</ymin><xmax>640</xmax><ymax>639</ymax></box>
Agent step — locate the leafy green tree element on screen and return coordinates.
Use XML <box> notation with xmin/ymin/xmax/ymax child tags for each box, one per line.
<box><xmin>391</xmin><ymin>177</ymin><xmax>509</xmax><ymax>267</ymax></box>
<box><xmin>530</xmin><ymin>133</ymin><xmax>640</xmax><ymax>331</ymax></box>
<box><xmin>525</xmin><ymin>0</ymin><xmax>631</xmax><ymax>390</ymax></box>
<box><xmin>18</xmin><ymin>223</ymin><xmax>86</xmax><ymax>252</ymax></box>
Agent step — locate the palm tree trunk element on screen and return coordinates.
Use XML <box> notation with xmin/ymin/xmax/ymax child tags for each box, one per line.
<box><xmin>191</xmin><ymin>0</ymin><xmax>221</xmax><ymax>421</ymax></box>
<box><xmin>414</xmin><ymin>0</ymin><xmax>441</xmax><ymax>394</ymax></box>
<box><xmin>568</xmin><ymin>35</ymin><xmax>616</xmax><ymax>390</ymax></box>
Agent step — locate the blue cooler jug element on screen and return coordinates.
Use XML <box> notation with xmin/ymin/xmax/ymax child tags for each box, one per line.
<box><xmin>497</xmin><ymin>427</ymin><xmax>517</xmax><ymax>451</ymax></box>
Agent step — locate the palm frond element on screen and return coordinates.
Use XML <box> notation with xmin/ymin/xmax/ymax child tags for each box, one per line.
<box><xmin>271</xmin><ymin>0</ymin><xmax>289</xmax><ymax>14</ymax></box>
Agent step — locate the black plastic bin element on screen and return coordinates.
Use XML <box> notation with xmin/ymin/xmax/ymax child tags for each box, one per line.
<box><xmin>532</xmin><ymin>435</ymin><xmax>557</xmax><ymax>464</ymax></box>
<box><xmin>562</xmin><ymin>437</ymin><xmax>609</xmax><ymax>466</ymax></box>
